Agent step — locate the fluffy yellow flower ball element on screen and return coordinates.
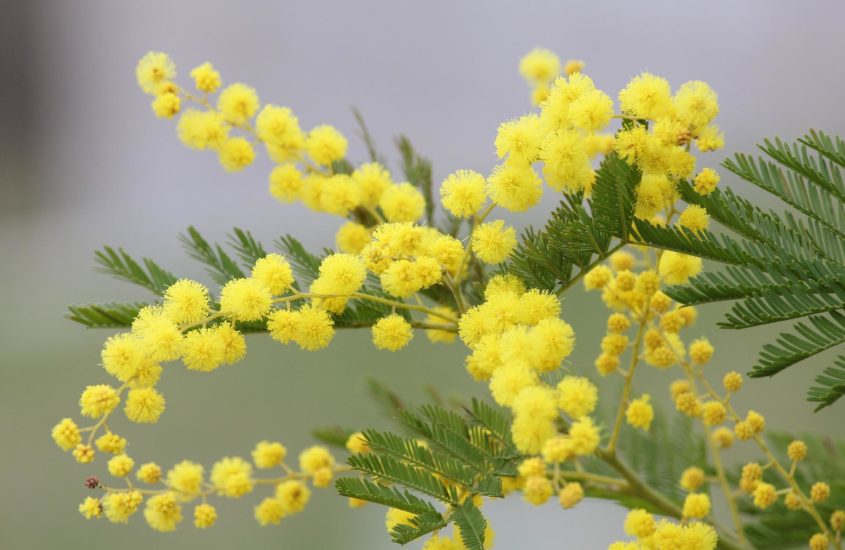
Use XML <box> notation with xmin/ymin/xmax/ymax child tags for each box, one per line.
<box><xmin>372</xmin><ymin>314</ymin><xmax>414</xmax><ymax>351</ymax></box>
<box><xmin>626</xmin><ymin>394</ymin><xmax>654</xmax><ymax>431</ymax></box>
<box><xmin>220</xmin><ymin>279</ymin><xmax>273</xmax><ymax>321</ymax></box>
<box><xmin>163</xmin><ymin>279</ymin><xmax>211</xmax><ymax>324</ymax></box>
<box><xmin>211</xmin><ymin>457</ymin><xmax>254</xmax><ymax>498</ymax></box>
<box><xmin>79</xmin><ymin>384</ymin><xmax>120</xmax><ymax>418</ymax></box>
<box><xmin>136</xmin><ymin>51</ymin><xmax>176</xmax><ymax>94</ymax></box>
<box><xmin>557</xmin><ymin>376</ymin><xmax>598</xmax><ymax>419</ymax></box>
<box><xmin>217</xmin><ymin>83</ymin><xmax>260</xmax><ymax>125</ymax></box>
<box><xmin>519</xmin><ymin>48</ymin><xmax>560</xmax><ymax>84</ymax></box>
<box><xmin>189</xmin><ymin>62</ymin><xmax>221</xmax><ymax>93</ymax></box>
<box><xmin>306</xmin><ymin>124</ymin><xmax>348</xmax><ymax>166</ymax></box>
<box><xmin>471</xmin><ymin>220</ymin><xmax>517</xmax><ymax>264</ymax></box>
<box><xmin>659</xmin><ymin>251</ymin><xmax>703</xmax><ymax>285</ymax></box>
<box><xmin>380</xmin><ymin>183</ymin><xmax>426</xmax><ymax>222</ymax></box>
<box><xmin>439</xmin><ymin>170</ymin><xmax>487</xmax><ymax>218</ymax></box>
<box><xmin>124</xmin><ymin>387</ymin><xmax>166</xmax><ymax>423</ymax></box>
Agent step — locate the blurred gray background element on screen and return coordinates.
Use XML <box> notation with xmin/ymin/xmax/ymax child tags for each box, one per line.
<box><xmin>2</xmin><ymin>1</ymin><xmax>844</xmax><ymax>549</ymax></box>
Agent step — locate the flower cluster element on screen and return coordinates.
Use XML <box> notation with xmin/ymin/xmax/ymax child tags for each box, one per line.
<box><xmin>50</xmin><ymin>48</ymin><xmax>845</xmax><ymax>550</ymax></box>
<box><xmin>59</xmin><ymin>433</ymin><xmax>349</xmax><ymax>531</ymax></box>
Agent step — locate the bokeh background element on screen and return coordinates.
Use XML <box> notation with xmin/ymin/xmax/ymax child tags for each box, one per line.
<box><xmin>2</xmin><ymin>1</ymin><xmax>845</xmax><ymax>549</ymax></box>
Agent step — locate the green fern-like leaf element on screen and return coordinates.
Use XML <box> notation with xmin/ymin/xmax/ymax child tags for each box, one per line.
<box><xmin>334</xmin><ymin>477</ymin><xmax>439</xmax><ymax>516</ymax></box>
<box><xmin>67</xmin><ymin>302</ymin><xmax>149</xmax><ymax>328</ymax></box>
<box><xmin>94</xmin><ymin>246</ymin><xmax>177</xmax><ymax>295</ymax></box>
<box><xmin>450</xmin><ymin>500</ymin><xmax>487</xmax><ymax>550</ymax></box>
<box><xmin>179</xmin><ymin>226</ymin><xmax>245</xmax><ymax>285</ymax></box>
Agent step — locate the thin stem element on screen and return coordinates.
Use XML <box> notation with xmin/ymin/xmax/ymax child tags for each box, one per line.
<box><xmin>695</xmin><ymin>365</ymin><xmax>837</xmax><ymax>547</ymax></box>
<box><xmin>606</xmin><ymin>309</ymin><xmax>648</xmax><ymax>455</ymax></box>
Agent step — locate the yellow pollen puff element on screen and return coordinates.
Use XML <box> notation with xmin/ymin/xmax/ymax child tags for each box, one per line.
<box><xmin>610</xmin><ymin>251</ymin><xmax>635</xmax><ymax>271</ymax></box>
<box><xmin>163</xmin><ymin>279</ymin><xmax>211</xmax><ymax>324</ymax></box>
<box><xmin>103</xmin><ymin>490</ymin><xmax>143</xmax><ymax>524</ymax></box>
<box><xmin>568</xmin><ymin>417</ymin><xmax>600</xmax><ymax>456</ymax></box>
<box><xmin>660</xmin><ymin>310</ymin><xmax>685</xmax><ymax>333</ymax></box>
<box><xmin>607</xmin><ymin>313</ymin><xmax>631</xmax><ymax>333</ymax></box>
<box><xmin>108</xmin><ymin>454</ymin><xmax>135</xmax><ymax>477</ymax></box>
<box><xmin>252</xmin><ymin>441</ymin><xmax>288</xmax><ymax>469</ymax></box>
<box><xmin>218</xmin><ymin>137</ymin><xmax>255</xmax><ymax>172</ymax></box>
<box><xmin>335</xmin><ymin>222</ymin><xmax>371</xmax><ymax>254</ymax></box>
<box><xmin>220</xmin><ymin>278</ymin><xmax>273</xmax><ymax>321</ymax></box>
<box><xmin>439</xmin><ymin>169</ymin><xmax>487</xmax><ymax>218</ymax></box>
<box><xmin>810</xmin><ymin>534</ymin><xmax>830</xmax><ymax>550</ymax></box>
<box><xmin>152</xmin><ymin>93</ymin><xmax>181</xmax><ymax>119</ymax></box>
<box><xmin>137</xmin><ymin>462</ymin><xmax>162</xmax><ymax>484</ymax></box>
<box><xmin>52</xmin><ymin>418</ymin><xmax>82</xmax><ymax>451</ymax></box>
<box><xmin>601</xmin><ymin>333</ymin><xmax>628</xmax><ymax>355</ymax></box>
<box><xmin>472</xmin><ymin>220</ymin><xmax>517</xmax><ymax>264</ymax></box>
<box><xmin>190</xmin><ymin>62</ymin><xmax>221</xmax><ymax>93</ymax></box>
<box><xmin>675</xmin><ymin>392</ymin><xmax>701</xmax><ymax>417</ymax></box>
<box><xmin>564</xmin><ymin>60</ymin><xmax>585</xmax><ymax>76</ymax></box>
<box><xmin>659</xmin><ymin>251</ymin><xmax>703</xmax><ymax>285</ymax></box>
<box><xmin>124</xmin><ymin>387</ymin><xmax>166</xmax><ymax>423</ymax></box>
<box><xmin>316</xmin><ymin>253</ymin><xmax>367</xmax><ymax>296</ymax></box>
<box><xmin>649</xmin><ymin>291</ymin><xmax>673</xmax><ymax>314</ymax></box>
<box><xmin>723</xmin><ymin>371</ymin><xmax>743</xmax><ymax>392</ymax></box>
<box><xmin>568</xmin><ymin>89</ymin><xmax>614</xmax><ymax>132</ymax></box>
<box><xmin>517</xmin><ymin>457</ymin><xmax>546</xmax><ymax>478</ymax></box>
<box><xmin>194</xmin><ymin>503</ymin><xmax>217</xmax><ymax>529</ymax></box>
<box><xmin>250</xmin><ymin>254</ymin><xmax>294</xmax><ymax>296</ymax></box>
<box><xmin>372</xmin><ymin>314</ymin><xmax>413</xmax><ymax>351</ymax></box>
<box><xmin>559</xmin><ymin>482</ymin><xmax>584</xmax><ymax>509</ymax></box>
<box><xmin>299</xmin><ymin>445</ymin><xmax>334</xmax><ymax>474</ymax></box>
<box><xmin>753</xmin><ymin>482</ymin><xmax>777</xmax><ymax>509</ymax></box>
<box><xmin>306</xmin><ymin>124</ymin><xmax>347</xmax><ymax>166</ymax></box>
<box><xmin>211</xmin><ymin>456</ymin><xmax>254</xmax><ymax>498</ymax></box>
<box><xmin>680</xmin><ymin>467</ymin><xmax>706</xmax><ymax>492</ymax></box>
<box><xmin>519</xmin><ymin>48</ymin><xmax>560</xmax><ymax>84</ymax></box>
<box><xmin>734</xmin><ymin>420</ymin><xmax>755</xmax><ymax>441</ymax></box>
<box><xmin>787</xmin><ymin>440</ymin><xmax>808</xmax><ymax>462</ymax></box>
<box><xmin>557</xmin><ymin>376</ymin><xmax>598</xmax><ymax>419</ymax></box>
<box><xmin>217</xmin><ymin>83</ymin><xmax>260</xmax><ymax>125</ymax></box>
<box><xmin>624</xmin><ymin>508</ymin><xmax>656</xmax><ymax>538</ymax></box>
<box><xmin>351</xmin><ymin>162</ymin><xmax>392</xmax><ymax>207</ymax></box>
<box><xmin>678</xmin><ymin>205</ymin><xmax>710</xmax><ymax>233</ymax></box>
<box><xmin>619</xmin><ymin>72</ymin><xmax>673</xmax><ymax>120</ymax></box>
<box><xmin>711</xmin><ymin>426</ymin><xmax>734</xmax><ymax>449</ymax></box>
<box><xmin>345</xmin><ymin>432</ymin><xmax>369</xmax><ymax>455</ymax></box>
<box><xmin>694</xmin><ymin>168</ymin><xmax>720</xmax><ymax>195</ymax></box>
<box><xmin>166</xmin><ymin>460</ymin><xmax>204</xmax><ymax>501</ymax></box>
<box><xmin>495</xmin><ymin>114</ymin><xmax>543</xmax><ymax>162</ymax></box>
<box><xmin>101</xmin><ymin>332</ymin><xmax>144</xmax><ymax>382</ymax></box>
<box><xmin>379</xmin><ymin>183</ymin><xmax>425</xmax><ymax>223</ymax></box>
<box><xmin>701</xmin><ymin>401</ymin><xmax>726</xmax><ymax>426</ymax></box>
<box><xmin>177</xmin><ymin>109</ymin><xmax>229</xmax><ymax>151</ymax></box>
<box><xmin>292</xmin><ymin>304</ymin><xmax>335</xmax><ymax>351</ymax></box>
<box><xmin>487</xmin><ymin>161</ymin><xmax>544</xmax><ymax>213</ymax></box>
<box><xmin>595</xmin><ymin>353</ymin><xmax>620</xmax><ymax>376</ymax></box>
<box><xmin>181</xmin><ymin>327</ymin><xmax>226</xmax><ymax>372</ymax></box>
<box><xmin>626</xmin><ymin>395</ymin><xmax>654</xmax><ymax>431</ymax></box>
<box><xmin>73</xmin><ymin>444</ymin><xmax>95</xmax><ymax>464</ymax></box>
<box><xmin>276</xmin><ymin>480</ymin><xmax>311</xmax><ymax>514</ymax></box>
<box><xmin>268</xmin><ymin>164</ymin><xmax>303</xmax><ymax>204</ymax></box>
<box><xmin>541</xmin><ymin>436</ymin><xmax>573</xmax><ymax>463</ymax></box>
<box><xmin>584</xmin><ymin>265</ymin><xmax>613</xmax><ymax>290</ymax></box>
<box><xmin>615</xmin><ymin>270</ymin><xmax>636</xmax><ymax>292</ymax></box>
<box><xmin>136</xmin><ymin>51</ymin><xmax>176</xmax><ymax>95</ymax></box>
<box><xmin>682</xmin><ymin>493</ymin><xmax>711</xmax><ymax>519</ymax></box>
<box><xmin>830</xmin><ymin>510</ymin><xmax>845</xmax><ymax>531</ymax></box>
<box><xmin>689</xmin><ymin>338</ymin><xmax>714</xmax><ymax>365</ymax></box>
<box><xmin>523</xmin><ymin>475</ymin><xmax>554</xmax><ymax>505</ymax></box>
<box><xmin>810</xmin><ymin>482</ymin><xmax>830</xmax><ymax>503</ymax></box>
<box><xmin>254</xmin><ymin>497</ymin><xmax>285</xmax><ymax>526</ymax></box>
<box><xmin>746</xmin><ymin>410</ymin><xmax>765</xmax><ymax>434</ymax></box>
<box><xmin>79</xmin><ymin>384</ymin><xmax>120</xmax><ymax>418</ymax></box>
<box><xmin>87</xmin><ymin>432</ymin><xmax>133</xmax><ymax>467</ymax></box>
<box><xmin>79</xmin><ymin>497</ymin><xmax>102</xmax><ymax>520</ymax></box>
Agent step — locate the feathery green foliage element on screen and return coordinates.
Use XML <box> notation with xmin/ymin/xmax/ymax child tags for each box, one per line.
<box><xmin>506</xmin><ymin>131</ymin><xmax>845</xmax><ymax>410</ymax></box>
